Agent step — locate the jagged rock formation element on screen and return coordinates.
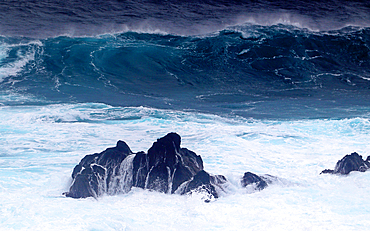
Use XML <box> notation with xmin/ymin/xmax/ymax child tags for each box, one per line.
<box><xmin>64</xmin><ymin>133</ymin><xmax>228</xmax><ymax>200</ymax></box>
<box><xmin>320</xmin><ymin>152</ymin><xmax>370</xmax><ymax>175</ymax></box>
<box><xmin>131</xmin><ymin>133</ymin><xmax>204</xmax><ymax>194</ymax></box>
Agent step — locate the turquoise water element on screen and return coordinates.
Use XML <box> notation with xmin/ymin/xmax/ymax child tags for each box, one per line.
<box><xmin>1</xmin><ymin>102</ymin><xmax>370</xmax><ymax>230</ymax></box>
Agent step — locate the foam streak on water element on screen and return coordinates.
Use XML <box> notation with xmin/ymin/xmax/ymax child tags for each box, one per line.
<box><xmin>0</xmin><ymin>41</ymin><xmax>42</xmax><ymax>82</ymax></box>
<box><xmin>1</xmin><ymin>103</ymin><xmax>370</xmax><ymax>230</ymax></box>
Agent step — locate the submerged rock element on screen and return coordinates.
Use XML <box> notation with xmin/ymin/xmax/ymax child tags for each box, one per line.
<box><xmin>320</xmin><ymin>152</ymin><xmax>370</xmax><ymax>175</ymax></box>
<box><xmin>240</xmin><ymin>172</ymin><xmax>285</xmax><ymax>192</ymax></box>
<box><xmin>64</xmin><ymin>133</ymin><xmax>226</xmax><ymax>200</ymax></box>
<box><xmin>241</xmin><ymin>172</ymin><xmax>268</xmax><ymax>191</ymax></box>
<box><xmin>176</xmin><ymin>170</ymin><xmax>228</xmax><ymax>202</ymax></box>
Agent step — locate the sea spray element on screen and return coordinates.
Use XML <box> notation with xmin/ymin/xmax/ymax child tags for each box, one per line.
<box><xmin>1</xmin><ymin>0</ymin><xmax>370</xmax><ymax>229</ymax></box>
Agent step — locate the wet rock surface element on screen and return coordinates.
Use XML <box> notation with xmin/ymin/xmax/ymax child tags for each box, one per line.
<box><xmin>65</xmin><ymin>133</ymin><xmax>230</xmax><ymax>200</ymax></box>
<box><xmin>321</xmin><ymin>152</ymin><xmax>370</xmax><ymax>175</ymax></box>
<box><xmin>241</xmin><ymin>172</ymin><xmax>268</xmax><ymax>190</ymax></box>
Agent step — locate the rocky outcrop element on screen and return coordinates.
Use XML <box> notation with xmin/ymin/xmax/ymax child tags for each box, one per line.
<box><xmin>64</xmin><ymin>132</ymin><xmax>277</xmax><ymax>201</ymax></box>
<box><xmin>64</xmin><ymin>133</ymin><xmax>228</xmax><ymax>201</ymax></box>
<box><xmin>320</xmin><ymin>152</ymin><xmax>370</xmax><ymax>175</ymax></box>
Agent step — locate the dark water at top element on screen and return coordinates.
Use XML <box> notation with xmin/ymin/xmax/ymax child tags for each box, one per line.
<box><xmin>1</xmin><ymin>0</ymin><xmax>369</xmax><ymax>37</ymax></box>
<box><xmin>0</xmin><ymin>0</ymin><xmax>370</xmax><ymax>120</ymax></box>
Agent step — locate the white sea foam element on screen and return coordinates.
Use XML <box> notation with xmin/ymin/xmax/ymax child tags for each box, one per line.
<box><xmin>1</xmin><ymin>103</ymin><xmax>370</xmax><ymax>230</ymax></box>
<box><xmin>233</xmin><ymin>12</ymin><xmax>370</xmax><ymax>33</ymax></box>
<box><xmin>359</xmin><ymin>75</ymin><xmax>370</xmax><ymax>81</ymax></box>
<box><xmin>0</xmin><ymin>41</ymin><xmax>42</xmax><ymax>82</ymax></box>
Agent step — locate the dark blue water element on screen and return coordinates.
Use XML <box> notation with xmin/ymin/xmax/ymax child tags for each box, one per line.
<box><xmin>1</xmin><ymin>0</ymin><xmax>370</xmax><ymax>119</ymax></box>
<box><xmin>1</xmin><ymin>0</ymin><xmax>370</xmax><ymax>37</ymax></box>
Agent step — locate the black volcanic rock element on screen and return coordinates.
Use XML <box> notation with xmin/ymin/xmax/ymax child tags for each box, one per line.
<box><xmin>241</xmin><ymin>172</ymin><xmax>268</xmax><ymax>190</ymax></box>
<box><xmin>320</xmin><ymin>152</ymin><xmax>370</xmax><ymax>175</ymax></box>
<box><xmin>65</xmin><ymin>133</ymin><xmax>210</xmax><ymax>199</ymax></box>
<box><xmin>133</xmin><ymin>133</ymin><xmax>204</xmax><ymax>193</ymax></box>
<box><xmin>64</xmin><ymin>140</ymin><xmax>132</xmax><ymax>198</ymax></box>
<box><xmin>65</xmin><ymin>132</ymin><xmax>274</xmax><ymax>201</ymax></box>
<box><xmin>176</xmin><ymin>170</ymin><xmax>228</xmax><ymax>202</ymax></box>
<box><xmin>320</xmin><ymin>169</ymin><xmax>334</xmax><ymax>174</ymax></box>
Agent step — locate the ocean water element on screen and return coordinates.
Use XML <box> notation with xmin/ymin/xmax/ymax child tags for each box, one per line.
<box><xmin>1</xmin><ymin>0</ymin><xmax>370</xmax><ymax>230</ymax></box>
